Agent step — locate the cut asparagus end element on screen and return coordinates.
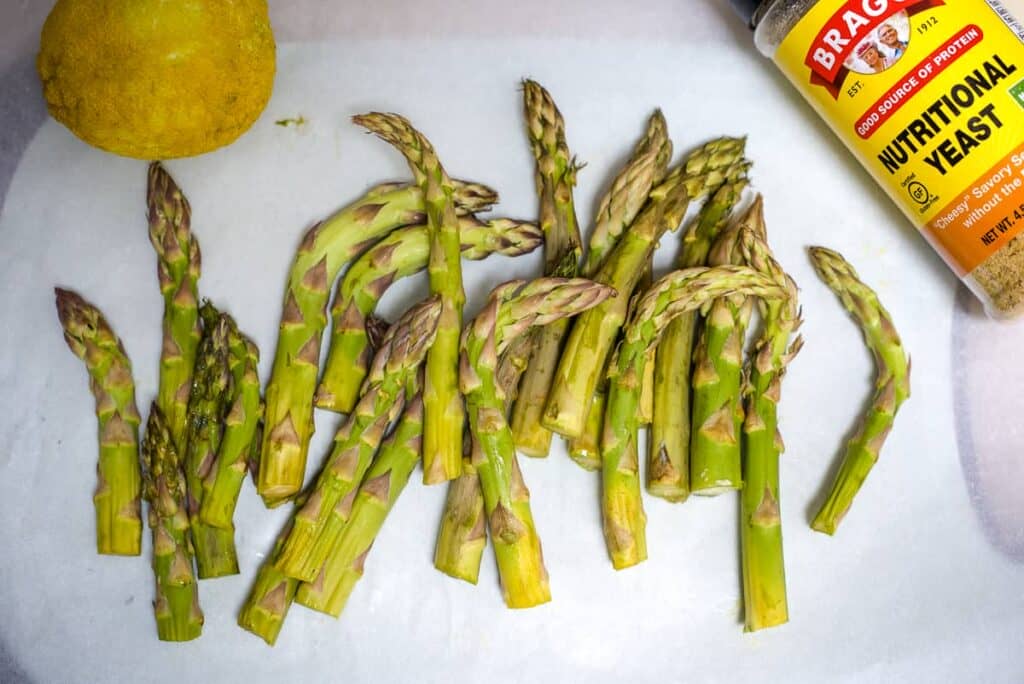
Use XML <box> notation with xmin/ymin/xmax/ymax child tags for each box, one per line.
<box><xmin>566</xmin><ymin>391</ymin><xmax>605</xmax><ymax>471</ymax></box>
<box><xmin>434</xmin><ymin>465</ymin><xmax>487</xmax><ymax>584</ymax></box>
<box><xmin>238</xmin><ymin>563</ymin><xmax>297</xmax><ymax>646</ymax></box>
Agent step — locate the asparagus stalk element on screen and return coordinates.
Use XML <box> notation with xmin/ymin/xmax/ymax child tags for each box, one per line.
<box><xmin>141</xmin><ymin>405</ymin><xmax>203</xmax><ymax>641</ymax></box>
<box><xmin>238</xmin><ymin>299</ymin><xmax>441</xmax><ymax>643</ymax></box>
<box><xmin>295</xmin><ymin>393</ymin><xmax>425</xmax><ymax>615</ymax></box>
<box><xmin>184</xmin><ymin>305</ymin><xmax>238</xmax><ymax>578</ymax></box>
<box><xmin>55</xmin><ymin>288</ymin><xmax>143</xmax><ymax>556</ymax></box>
<box><xmin>237</xmin><ymin>521</ymin><xmax>298</xmax><ymax>646</ymax></box>
<box><xmin>353</xmin><ymin>113</ymin><xmax>467</xmax><ymax>486</ymax></box>
<box><xmin>809</xmin><ymin>247</ymin><xmax>910</xmax><ymax>535</ymax></box>
<box><xmin>567</xmin><ymin>111</ymin><xmax>672</xmax><ymax>467</ymax></box>
<box><xmin>274</xmin><ymin>298</ymin><xmax>442</xmax><ymax>582</ymax></box>
<box><xmin>636</xmin><ymin>259</ymin><xmax>655</xmax><ymax>426</ymax></box>
<box><xmin>148</xmin><ymin>162</ymin><xmax>201</xmax><ymax>454</ymax></box>
<box><xmin>544</xmin><ymin>138</ymin><xmax>750</xmax><ymax>438</ymax></box>
<box><xmin>738</xmin><ymin>224</ymin><xmax>802</xmax><ymax>631</ymax></box>
<box><xmin>199</xmin><ymin>319</ymin><xmax>261</xmax><ymax>529</ymax></box>
<box><xmin>602</xmin><ymin>260</ymin><xmax>787</xmax><ymax>569</ymax></box>
<box><xmin>583</xmin><ymin>110</ymin><xmax>672</xmax><ymax>275</ymax></box>
<box><xmin>465</xmin><ymin>278</ymin><xmax>616</xmax><ymax>607</ymax></box>
<box><xmin>509</xmin><ymin>80</ymin><xmax>584</xmax><ymax>458</ymax></box>
<box><xmin>648</xmin><ymin>180</ymin><xmax>747</xmax><ymax>501</ymax></box>
<box><xmin>316</xmin><ymin>216</ymin><xmax>542</xmax><ymax>414</ymax></box>
<box><xmin>434</xmin><ymin>334</ymin><xmax>532</xmax><ymax>583</ymax></box>
<box><xmin>689</xmin><ymin>199</ymin><xmax>765</xmax><ymax>496</ymax></box>
<box><xmin>259</xmin><ymin>179</ymin><xmax>496</xmax><ymax>505</ymax></box>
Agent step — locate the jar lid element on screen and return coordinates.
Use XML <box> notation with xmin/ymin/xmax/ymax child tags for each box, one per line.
<box><xmin>727</xmin><ymin>0</ymin><xmax>762</xmax><ymax>28</ymax></box>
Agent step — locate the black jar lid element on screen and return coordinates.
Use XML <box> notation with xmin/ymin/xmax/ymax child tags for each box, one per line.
<box><xmin>728</xmin><ymin>0</ymin><xmax>763</xmax><ymax>28</ymax></box>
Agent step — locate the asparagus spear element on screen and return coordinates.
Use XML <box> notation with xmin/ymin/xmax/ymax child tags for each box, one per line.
<box><xmin>274</xmin><ymin>298</ymin><xmax>442</xmax><ymax>582</ymax></box>
<box><xmin>809</xmin><ymin>247</ymin><xmax>910</xmax><ymax>535</ymax></box>
<box><xmin>295</xmin><ymin>392</ymin><xmax>425</xmax><ymax>615</ymax></box>
<box><xmin>509</xmin><ymin>80</ymin><xmax>584</xmax><ymax>458</ymax></box>
<box><xmin>583</xmin><ymin>110</ymin><xmax>672</xmax><ymax>275</ymax></box>
<box><xmin>434</xmin><ymin>334</ymin><xmax>532</xmax><ymax>583</ymax></box>
<box><xmin>304</xmin><ymin>333</ymin><xmax>535</xmax><ymax>608</ymax></box>
<box><xmin>543</xmin><ymin>139</ymin><xmax>749</xmax><ymax>438</ymax></box>
<box><xmin>353</xmin><ymin>113</ymin><xmax>467</xmax><ymax>486</ymax></box>
<box><xmin>148</xmin><ymin>162</ymin><xmax>201</xmax><ymax>454</ymax></box>
<box><xmin>738</xmin><ymin>224</ymin><xmax>802</xmax><ymax>632</ymax></box>
<box><xmin>199</xmin><ymin>320</ymin><xmax>261</xmax><ymax>530</ymax></box>
<box><xmin>648</xmin><ymin>180</ymin><xmax>747</xmax><ymax>501</ymax></box>
<box><xmin>237</xmin><ymin>521</ymin><xmax>298</xmax><ymax>646</ymax></box>
<box><xmin>316</xmin><ymin>216</ymin><xmax>543</xmax><ymax>414</ymax></box>
<box><xmin>258</xmin><ymin>179</ymin><xmax>496</xmax><ymax>505</ymax></box>
<box><xmin>689</xmin><ymin>199</ymin><xmax>765</xmax><ymax>496</ymax></box>
<box><xmin>465</xmin><ymin>278</ymin><xmax>616</xmax><ymax>607</ymax></box>
<box><xmin>141</xmin><ymin>405</ymin><xmax>203</xmax><ymax>641</ymax></box>
<box><xmin>567</xmin><ymin>111</ymin><xmax>672</xmax><ymax>467</ymax></box>
<box><xmin>184</xmin><ymin>304</ymin><xmax>238</xmax><ymax>578</ymax></box>
<box><xmin>55</xmin><ymin>288</ymin><xmax>143</xmax><ymax>556</ymax></box>
<box><xmin>238</xmin><ymin>298</ymin><xmax>442</xmax><ymax>643</ymax></box>
<box><xmin>636</xmin><ymin>258</ymin><xmax>655</xmax><ymax>426</ymax></box>
<box><xmin>602</xmin><ymin>259</ymin><xmax>787</xmax><ymax>569</ymax></box>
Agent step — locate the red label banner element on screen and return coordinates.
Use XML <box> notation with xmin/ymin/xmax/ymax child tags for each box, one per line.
<box><xmin>804</xmin><ymin>0</ymin><xmax>946</xmax><ymax>98</ymax></box>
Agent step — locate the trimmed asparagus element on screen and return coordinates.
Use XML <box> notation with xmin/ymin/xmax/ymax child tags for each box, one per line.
<box><xmin>259</xmin><ymin>179</ymin><xmax>496</xmax><ymax>505</ymax></box>
<box><xmin>275</xmin><ymin>298</ymin><xmax>442</xmax><ymax>582</ymax></box>
<box><xmin>237</xmin><ymin>522</ymin><xmax>298</xmax><ymax>646</ymax></box>
<box><xmin>738</xmin><ymin>224</ymin><xmax>802</xmax><ymax>632</ymax></box>
<box><xmin>602</xmin><ymin>260</ymin><xmax>787</xmax><ymax>569</ymax></box>
<box><xmin>567</xmin><ymin>110</ymin><xmax>673</xmax><ymax>467</ymax></box>
<box><xmin>353</xmin><ymin>112</ymin><xmax>468</xmax><ymax>486</ymax></box>
<box><xmin>465</xmin><ymin>278</ymin><xmax>616</xmax><ymax>607</ymax></box>
<box><xmin>809</xmin><ymin>247</ymin><xmax>910</xmax><ymax>535</ymax></box>
<box><xmin>583</xmin><ymin>110</ymin><xmax>673</xmax><ymax>275</ymax></box>
<box><xmin>184</xmin><ymin>305</ymin><xmax>238</xmax><ymax>578</ymax></box>
<box><xmin>141</xmin><ymin>405</ymin><xmax>203</xmax><ymax>641</ymax></box>
<box><xmin>544</xmin><ymin>138</ymin><xmax>750</xmax><ymax>438</ymax></box>
<box><xmin>199</xmin><ymin>319</ymin><xmax>261</xmax><ymax>529</ymax></box>
<box><xmin>435</xmin><ymin>334</ymin><xmax>532</xmax><ymax>583</ymax></box>
<box><xmin>316</xmin><ymin>216</ymin><xmax>542</xmax><ymax>414</ymax></box>
<box><xmin>295</xmin><ymin>393</ymin><xmax>425</xmax><ymax>615</ymax></box>
<box><xmin>55</xmin><ymin>288</ymin><xmax>143</xmax><ymax>556</ymax></box>
<box><xmin>238</xmin><ymin>299</ymin><xmax>441</xmax><ymax>643</ymax></box>
<box><xmin>509</xmin><ymin>80</ymin><xmax>584</xmax><ymax>458</ymax></box>
<box><xmin>648</xmin><ymin>179</ymin><xmax>747</xmax><ymax>501</ymax></box>
<box><xmin>690</xmin><ymin>198</ymin><xmax>765</xmax><ymax>496</ymax></box>
<box><xmin>148</xmin><ymin>162</ymin><xmax>201</xmax><ymax>454</ymax></box>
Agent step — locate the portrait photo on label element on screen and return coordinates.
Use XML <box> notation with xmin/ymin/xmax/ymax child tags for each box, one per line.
<box><xmin>845</xmin><ymin>12</ymin><xmax>912</xmax><ymax>74</ymax></box>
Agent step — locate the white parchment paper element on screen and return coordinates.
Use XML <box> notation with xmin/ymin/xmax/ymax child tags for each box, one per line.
<box><xmin>1</xmin><ymin>2</ymin><xmax>1023</xmax><ymax>681</ymax></box>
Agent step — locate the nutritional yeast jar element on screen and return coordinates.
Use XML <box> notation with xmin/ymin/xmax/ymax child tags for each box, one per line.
<box><xmin>731</xmin><ymin>0</ymin><xmax>1024</xmax><ymax>316</ymax></box>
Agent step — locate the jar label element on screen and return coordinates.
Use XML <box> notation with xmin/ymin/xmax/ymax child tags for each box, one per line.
<box><xmin>775</xmin><ymin>0</ymin><xmax>1024</xmax><ymax>275</ymax></box>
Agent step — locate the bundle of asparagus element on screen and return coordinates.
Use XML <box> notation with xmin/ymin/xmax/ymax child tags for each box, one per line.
<box><xmin>316</xmin><ymin>216</ymin><xmax>542</xmax><ymax>414</ymax></box>
<box><xmin>53</xmin><ymin>79</ymin><xmax>916</xmax><ymax>647</ymax></box>
<box><xmin>257</xmin><ymin>177</ymin><xmax>497</xmax><ymax>504</ymax></box>
<box><xmin>239</xmin><ymin>297</ymin><xmax>442</xmax><ymax>644</ymax></box>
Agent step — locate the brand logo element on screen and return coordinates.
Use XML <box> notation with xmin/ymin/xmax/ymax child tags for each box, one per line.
<box><xmin>804</xmin><ymin>0</ymin><xmax>946</xmax><ymax>97</ymax></box>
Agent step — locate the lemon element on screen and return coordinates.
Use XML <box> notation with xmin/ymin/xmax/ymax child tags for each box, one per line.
<box><xmin>37</xmin><ymin>0</ymin><xmax>276</xmax><ymax>160</ymax></box>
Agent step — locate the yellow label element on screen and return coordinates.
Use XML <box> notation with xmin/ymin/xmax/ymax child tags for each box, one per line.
<box><xmin>775</xmin><ymin>0</ymin><xmax>1024</xmax><ymax>275</ymax></box>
